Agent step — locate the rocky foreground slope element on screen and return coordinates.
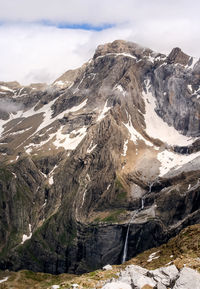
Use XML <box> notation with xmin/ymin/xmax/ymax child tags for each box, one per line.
<box><xmin>0</xmin><ymin>40</ymin><xmax>200</xmax><ymax>274</ymax></box>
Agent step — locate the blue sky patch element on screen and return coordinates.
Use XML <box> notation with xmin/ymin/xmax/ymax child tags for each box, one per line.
<box><xmin>41</xmin><ymin>20</ymin><xmax>114</xmax><ymax>31</ymax></box>
<box><xmin>0</xmin><ymin>20</ymin><xmax>114</xmax><ymax>31</ymax></box>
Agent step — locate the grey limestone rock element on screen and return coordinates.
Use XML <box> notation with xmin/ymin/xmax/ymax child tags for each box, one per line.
<box><xmin>102</xmin><ymin>265</ymin><xmax>200</xmax><ymax>289</ymax></box>
<box><xmin>173</xmin><ymin>267</ymin><xmax>200</xmax><ymax>289</ymax></box>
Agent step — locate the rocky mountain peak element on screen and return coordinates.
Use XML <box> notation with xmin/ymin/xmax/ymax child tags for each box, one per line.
<box><xmin>167</xmin><ymin>47</ymin><xmax>191</xmax><ymax>65</ymax></box>
<box><xmin>93</xmin><ymin>39</ymin><xmax>153</xmax><ymax>60</ymax></box>
<box><xmin>0</xmin><ymin>40</ymin><xmax>200</xmax><ymax>275</ymax></box>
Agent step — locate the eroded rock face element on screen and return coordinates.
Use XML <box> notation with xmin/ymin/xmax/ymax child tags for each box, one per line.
<box><xmin>0</xmin><ymin>40</ymin><xmax>200</xmax><ymax>274</ymax></box>
<box><xmin>167</xmin><ymin>47</ymin><xmax>190</xmax><ymax>65</ymax></box>
<box><xmin>151</xmin><ymin>62</ymin><xmax>200</xmax><ymax>137</ymax></box>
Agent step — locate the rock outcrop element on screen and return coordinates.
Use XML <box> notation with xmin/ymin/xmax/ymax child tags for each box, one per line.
<box><xmin>102</xmin><ymin>265</ymin><xmax>200</xmax><ymax>289</ymax></box>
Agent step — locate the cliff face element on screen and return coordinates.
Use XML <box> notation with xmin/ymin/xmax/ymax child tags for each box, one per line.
<box><xmin>0</xmin><ymin>40</ymin><xmax>200</xmax><ymax>274</ymax></box>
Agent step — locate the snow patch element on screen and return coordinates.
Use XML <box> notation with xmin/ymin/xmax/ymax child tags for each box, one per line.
<box><xmin>66</xmin><ymin>99</ymin><xmax>87</xmax><ymax>114</ymax></box>
<box><xmin>81</xmin><ymin>190</ymin><xmax>87</xmax><ymax>207</ymax></box>
<box><xmin>146</xmin><ymin>55</ymin><xmax>155</xmax><ymax>63</ymax></box>
<box><xmin>42</xmin><ymin>199</ymin><xmax>47</xmax><ymax>207</ymax></box>
<box><xmin>9</xmin><ymin>127</ymin><xmax>32</xmax><ymax>136</ymax></box>
<box><xmin>0</xmin><ymin>277</ymin><xmax>9</xmax><ymax>284</ymax></box>
<box><xmin>12</xmin><ymin>172</ymin><xmax>17</xmax><ymax>178</ymax></box>
<box><xmin>188</xmin><ymin>57</ymin><xmax>199</xmax><ymax>69</ymax></box>
<box><xmin>12</xmin><ymin>87</ymin><xmax>27</xmax><ymax>98</ymax></box>
<box><xmin>53</xmin><ymin>126</ymin><xmax>87</xmax><ymax>150</ymax></box>
<box><xmin>24</xmin><ymin>134</ymin><xmax>55</xmax><ymax>153</ymax></box>
<box><xmin>51</xmin><ymin>165</ymin><xmax>58</xmax><ymax>174</ymax></box>
<box><xmin>107</xmin><ymin>184</ymin><xmax>111</xmax><ymax>190</ymax></box>
<box><xmin>157</xmin><ymin>150</ymin><xmax>200</xmax><ymax>176</ymax></box>
<box><xmin>147</xmin><ymin>251</ymin><xmax>160</xmax><ymax>262</ymax></box>
<box><xmin>29</xmin><ymin>98</ymin><xmax>87</xmax><ymax>135</ymax></box>
<box><xmin>89</xmin><ymin>73</ymin><xmax>96</xmax><ymax>81</ymax></box>
<box><xmin>73</xmin><ymin>73</ymin><xmax>85</xmax><ymax>94</ymax></box>
<box><xmin>1</xmin><ymin>98</ymin><xmax>87</xmax><ymax>140</ymax></box>
<box><xmin>48</xmin><ymin>165</ymin><xmax>58</xmax><ymax>185</ymax></box>
<box><xmin>40</xmin><ymin>171</ymin><xmax>47</xmax><ymax>178</ymax></box>
<box><xmin>123</xmin><ymin>114</ymin><xmax>154</xmax><ymax>147</ymax></box>
<box><xmin>87</xmin><ymin>143</ymin><xmax>97</xmax><ymax>154</ymax></box>
<box><xmin>0</xmin><ymin>85</ymin><xmax>14</xmax><ymax>93</ymax></box>
<box><xmin>71</xmin><ymin>284</ymin><xmax>79</xmax><ymax>289</ymax></box>
<box><xmin>143</xmin><ymin>80</ymin><xmax>196</xmax><ymax>146</ymax></box>
<box><xmin>97</xmin><ymin>100</ymin><xmax>111</xmax><ymax>121</ymax></box>
<box><xmin>54</xmin><ymin>80</ymin><xmax>73</xmax><ymax>89</ymax></box>
<box><xmin>21</xmin><ymin>224</ymin><xmax>32</xmax><ymax>244</ymax></box>
<box><xmin>49</xmin><ymin>176</ymin><xmax>54</xmax><ymax>185</ymax></box>
<box><xmin>54</xmin><ymin>80</ymin><xmax>64</xmax><ymax>86</ymax></box>
<box><xmin>86</xmin><ymin>173</ymin><xmax>91</xmax><ymax>182</ymax></box>
<box><xmin>0</xmin><ymin>119</ymin><xmax>9</xmax><ymax>138</ymax></box>
<box><xmin>122</xmin><ymin>140</ymin><xmax>128</xmax><ymax>156</ymax></box>
<box><xmin>96</xmin><ymin>52</ymin><xmax>137</xmax><ymax>61</ymax></box>
<box><xmin>114</xmin><ymin>84</ymin><xmax>126</xmax><ymax>96</ymax></box>
<box><xmin>25</xmin><ymin>147</ymin><xmax>32</xmax><ymax>154</ymax></box>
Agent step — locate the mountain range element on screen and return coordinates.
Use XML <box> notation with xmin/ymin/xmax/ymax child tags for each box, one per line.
<box><xmin>0</xmin><ymin>40</ymin><xmax>200</xmax><ymax>275</ymax></box>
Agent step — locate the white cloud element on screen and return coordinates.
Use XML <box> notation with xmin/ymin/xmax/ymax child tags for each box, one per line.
<box><xmin>0</xmin><ymin>99</ymin><xmax>23</xmax><ymax>112</ymax></box>
<box><xmin>0</xmin><ymin>24</ymin><xmax>133</xmax><ymax>84</ymax></box>
<box><xmin>0</xmin><ymin>0</ymin><xmax>200</xmax><ymax>84</ymax></box>
<box><xmin>0</xmin><ymin>0</ymin><xmax>200</xmax><ymax>25</ymax></box>
<box><xmin>0</xmin><ymin>24</ymin><xmax>92</xmax><ymax>84</ymax></box>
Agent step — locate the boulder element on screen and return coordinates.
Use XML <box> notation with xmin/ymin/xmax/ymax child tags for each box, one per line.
<box><xmin>103</xmin><ymin>264</ymin><xmax>113</xmax><ymax>271</ymax></box>
<box><xmin>101</xmin><ymin>265</ymin><xmax>200</xmax><ymax>289</ymax></box>
<box><xmin>148</xmin><ymin>265</ymin><xmax>178</xmax><ymax>286</ymax></box>
<box><xmin>119</xmin><ymin>265</ymin><xmax>156</xmax><ymax>289</ymax></box>
<box><xmin>173</xmin><ymin>267</ymin><xmax>200</xmax><ymax>289</ymax></box>
<box><xmin>71</xmin><ymin>284</ymin><xmax>79</xmax><ymax>289</ymax></box>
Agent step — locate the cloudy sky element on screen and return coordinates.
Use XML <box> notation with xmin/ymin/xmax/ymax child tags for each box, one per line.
<box><xmin>0</xmin><ymin>0</ymin><xmax>199</xmax><ymax>85</ymax></box>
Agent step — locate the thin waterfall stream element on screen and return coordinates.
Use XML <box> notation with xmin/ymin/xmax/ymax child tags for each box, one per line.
<box><xmin>141</xmin><ymin>198</ymin><xmax>144</xmax><ymax>210</ymax></box>
<box><xmin>122</xmin><ymin>181</ymin><xmax>154</xmax><ymax>263</ymax></box>
<box><xmin>122</xmin><ymin>210</ymin><xmax>138</xmax><ymax>263</ymax></box>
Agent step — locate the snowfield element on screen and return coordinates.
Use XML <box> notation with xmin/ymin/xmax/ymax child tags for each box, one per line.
<box><xmin>143</xmin><ymin>80</ymin><xmax>196</xmax><ymax>146</ymax></box>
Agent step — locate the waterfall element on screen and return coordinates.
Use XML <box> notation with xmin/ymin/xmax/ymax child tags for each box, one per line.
<box><xmin>141</xmin><ymin>198</ymin><xmax>144</xmax><ymax>210</ymax></box>
<box><xmin>122</xmin><ymin>180</ymin><xmax>155</xmax><ymax>263</ymax></box>
<box><xmin>122</xmin><ymin>210</ymin><xmax>138</xmax><ymax>263</ymax></box>
<box><xmin>122</xmin><ymin>222</ymin><xmax>131</xmax><ymax>263</ymax></box>
<box><xmin>149</xmin><ymin>182</ymin><xmax>153</xmax><ymax>193</ymax></box>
